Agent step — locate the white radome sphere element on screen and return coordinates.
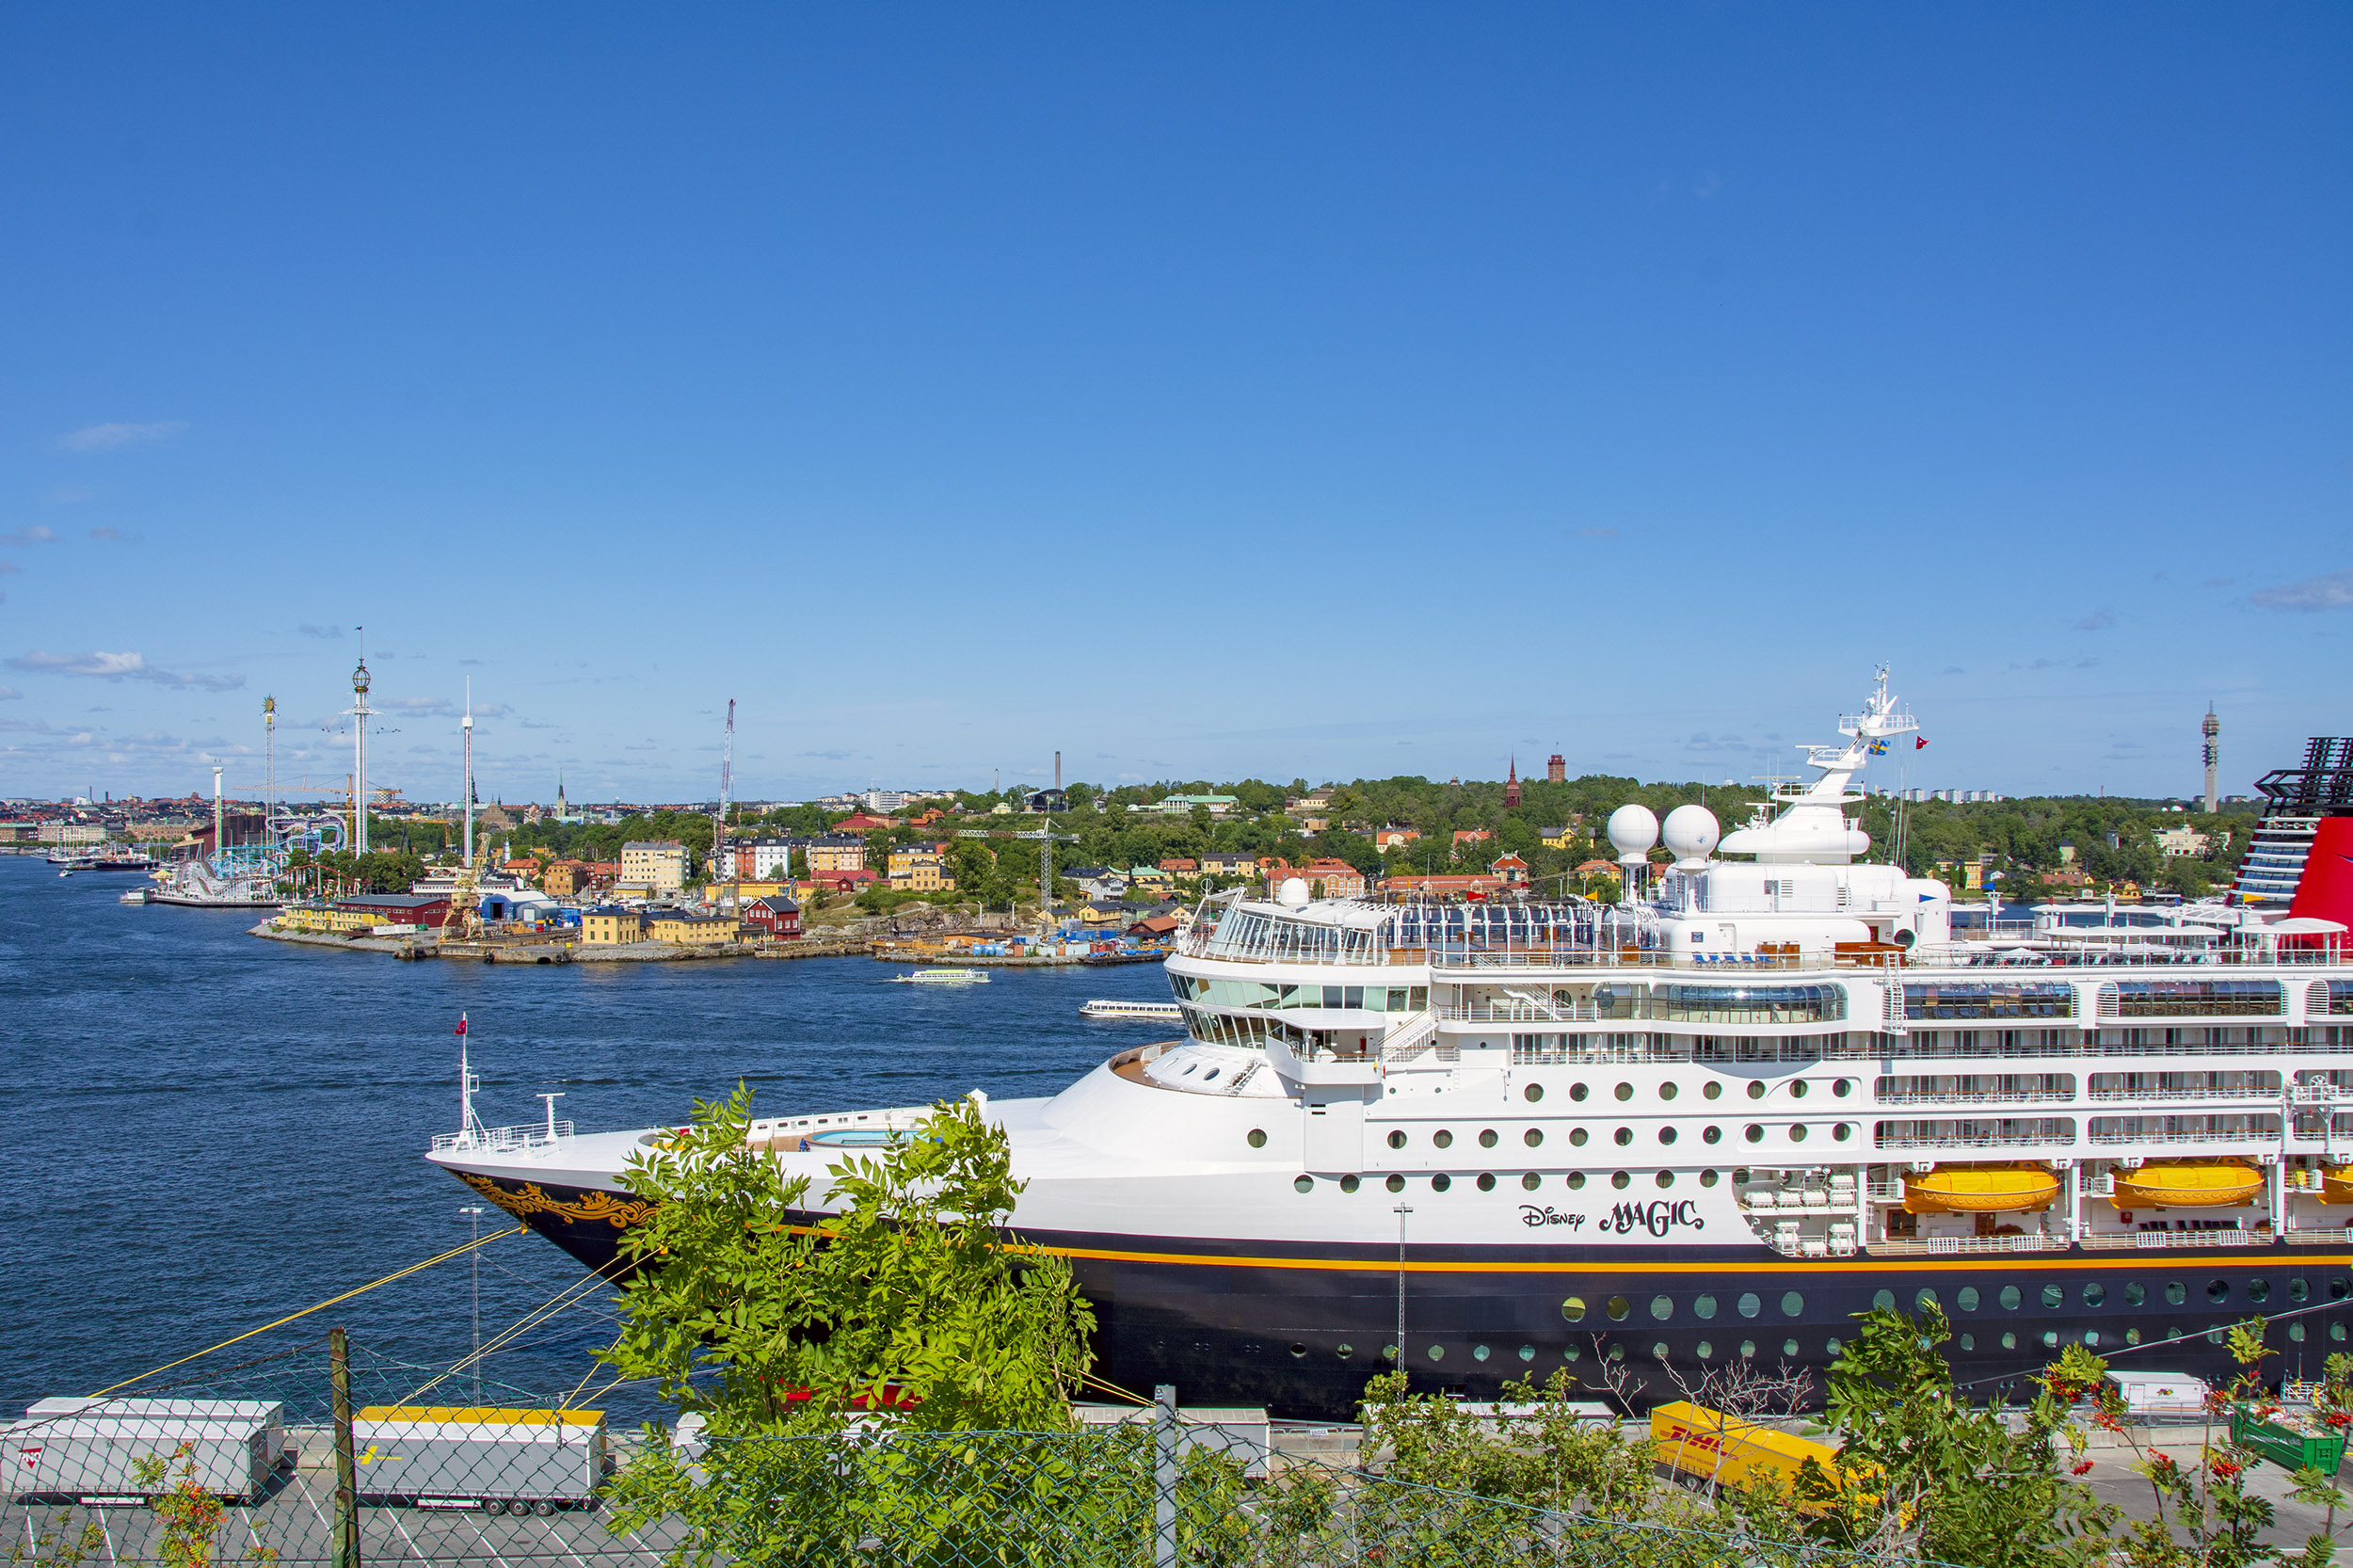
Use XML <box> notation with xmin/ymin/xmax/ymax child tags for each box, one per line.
<box><xmin>1277</xmin><ymin>876</ymin><xmax>1311</xmax><ymax>908</ymax></box>
<box><xmin>1661</xmin><ymin>804</ymin><xmax>1721</xmax><ymax>866</ymax></box>
<box><xmin>1605</xmin><ymin>803</ymin><xmax>1660</xmax><ymax>857</ymax></box>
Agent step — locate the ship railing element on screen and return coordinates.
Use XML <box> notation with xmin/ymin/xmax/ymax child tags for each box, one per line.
<box><xmin>2080</xmin><ymin>1228</ymin><xmax>2272</xmax><ymax>1251</ymax></box>
<box><xmin>1435</xmin><ymin>1002</ymin><xmax>1602</xmax><ymax>1023</ymax></box>
<box><xmin>431</xmin><ymin>1121</ymin><xmax>574</xmax><ymax>1156</ymax></box>
<box><xmin>1865</xmin><ymin>1234</ymin><xmax>2071</xmax><ymax>1256</ymax></box>
<box><xmin>2086</xmin><ymin>1086</ymin><xmax>2282</xmax><ymax>1101</ymax></box>
<box><xmin>1380</xmin><ymin>1013</ymin><xmax>1445</xmax><ymax>1065</ymax></box>
<box><xmin>1874</xmin><ymin>1090</ymin><xmax>2078</xmax><ymax>1106</ymax></box>
<box><xmin>1872</xmin><ymin>1131</ymin><xmax>2076</xmax><ymax>1151</ymax></box>
<box><xmin>2283</xmin><ymin>1227</ymin><xmax>2353</xmax><ymax>1246</ymax></box>
<box><xmin>2087</xmin><ymin>1128</ymin><xmax>2280</xmax><ymax>1145</ymax></box>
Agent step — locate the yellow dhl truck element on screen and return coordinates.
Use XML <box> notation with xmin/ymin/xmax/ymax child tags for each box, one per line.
<box><xmin>1649</xmin><ymin>1401</ymin><xmax>1872</xmax><ymax>1512</ymax></box>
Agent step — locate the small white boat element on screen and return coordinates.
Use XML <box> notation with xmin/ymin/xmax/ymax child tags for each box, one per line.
<box><xmin>888</xmin><ymin>968</ymin><xmax>991</xmax><ymax>984</ymax></box>
<box><xmin>120</xmin><ymin>888</ymin><xmax>150</xmax><ymax>904</ymax></box>
<box><xmin>1080</xmin><ymin>999</ymin><xmax>1182</xmax><ymax>1020</ymax></box>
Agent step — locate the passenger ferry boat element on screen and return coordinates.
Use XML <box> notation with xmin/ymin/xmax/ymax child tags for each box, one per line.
<box><xmin>427</xmin><ymin>672</ymin><xmax>2353</xmax><ymax>1419</ymax></box>
<box><xmin>889</xmin><ymin>968</ymin><xmax>991</xmax><ymax>985</ymax></box>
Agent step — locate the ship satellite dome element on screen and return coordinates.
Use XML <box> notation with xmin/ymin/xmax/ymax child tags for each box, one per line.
<box><xmin>1661</xmin><ymin>804</ymin><xmax>1721</xmax><ymax>867</ymax></box>
<box><xmin>1278</xmin><ymin>876</ymin><xmax>1311</xmax><ymax>908</ymax></box>
<box><xmin>1606</xmin><ymin>804</ymin><xmax>1659</xmax><ymax>857</ymax></box>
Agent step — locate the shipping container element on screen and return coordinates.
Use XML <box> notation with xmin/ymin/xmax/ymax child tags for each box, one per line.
<box><xmin>24</xmin><ymin>1398</ymin><xmax>291</xmax><ymax>1467</ymax></box>
<box><xmin>352</xmin><ymin>1406</ymin><xmax>609</xmax><ymax>1513</ymax></box>
<box><xmin>1650</xmin><ymin>1401</ymin><xmax>1861</xmax><ymax>1509</ymax></box>
<box><xmin>3</xmin><ymin>1409</ymin><xmax>280</xmax><ymax>1502</ymax></box>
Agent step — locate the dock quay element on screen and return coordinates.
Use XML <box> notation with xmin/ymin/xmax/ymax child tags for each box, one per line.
<box><xmin>248</xmin><ymin>924</ymin><xmax>876</xmax><ymax>963</ymax></box>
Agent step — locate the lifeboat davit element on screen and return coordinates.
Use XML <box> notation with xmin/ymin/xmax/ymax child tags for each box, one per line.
<box><xmin>1902</xmin><ymin>1163</ymin><xmax>2059</xmax><ymax>1214</ymax></box>
<box><xmin>2109</xmin><ymin>1160</ymin><xmax>2263</xmax><ymax>1210</ymax></box>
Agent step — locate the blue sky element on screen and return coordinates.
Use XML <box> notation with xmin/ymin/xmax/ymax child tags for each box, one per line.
<box><xmin>2</xmin><ymin>5</ymin><xmax>2346</xmax><ymax>806</ymax></box>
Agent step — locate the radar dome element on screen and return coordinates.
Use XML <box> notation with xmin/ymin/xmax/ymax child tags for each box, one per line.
<box><xmin>1277</xmin><ymin>876</ymin><xmax>1311</xmax><ymax>909</ymax></box>
<box><xmin>1661</xmin><ymin>804</ymin><xmax>1721</xmax><ymax>868</ymax></box>
<box><xmin>1606</xmin><ymin>804</ymin><xmax>1659</xmax><ymax>857</ymax></box>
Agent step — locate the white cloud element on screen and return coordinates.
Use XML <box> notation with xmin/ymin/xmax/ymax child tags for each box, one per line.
<box><xmin>1</xmin><ymin>525</ymin><xmax>58</xmax><ymax>547</ymax></box>
<box><xmin>5</xmin><ymin>649</ymin><xmax>244</xmax><ymax>692</ymax></box>
<box><xmin>2075</xmin><ymin>607</ymin><xmax>2116</xmax><ymax>632</ymax></box>
<box><xmin>2250</xmin><ymin>569</ymin><xmax>2353</xmax><ymax>612</ymax></box>
<box><xmin>299</xmin><ymin>623</ymin><xmax>344</xmax><ymax>639</ymax></box>
<box><xmin>55</xmin><ymin>421</ymin><xmax>188</xmax><ymax>453</ymax></box>
<box><xmin>0</xmin><ymin>686</ymin><xmax>18</xmax><ymax>701</ymax></box>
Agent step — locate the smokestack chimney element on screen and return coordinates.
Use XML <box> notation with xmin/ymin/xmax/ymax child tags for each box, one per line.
<box><xmin>1055</xmin><ymin>751</ymin><xmax>1062</xmax><ymax>791</ymax></box>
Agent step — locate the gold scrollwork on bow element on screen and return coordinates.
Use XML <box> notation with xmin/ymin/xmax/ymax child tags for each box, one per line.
<box><xmin>458</xmin><ymin>1171</ymin><xmax>656</xmax><ymax>1228</ymax></box>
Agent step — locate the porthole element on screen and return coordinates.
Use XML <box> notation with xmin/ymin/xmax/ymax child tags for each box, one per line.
<box><xmin>2291</xmin><ymin>1323</ymin><xmax>2307</xmax><ymax>1343</ymax></box>
<box><xmin>1525</xmin><ymin>1084</ymin><xmax>1545</xmax><ymax>1103</ymax></box>
<box><xmin>1614</xmin><ymin>1128</ymin><xmax>1633</xmax><ymax>1146</ymax></box>
<box><xmin>2207</xmin><ymin>1279</ymin><xmax>2230</xmax><ymax>1304</ymax></box>
<box><xmin>1564</xmin><ymin>1346</ymin><xmax>1582</xmax><ymax>1362</ymax></box>
<box><xmin>1737</xmin><ymin>1292</ymin><xmax>1761</xmax><ymax>1319</ymax></box>
<box><xmin>1651</xmin><ymin>1295</ymin><xmax>1673</xmax><ymax>1321</ymax></box>
<box><xmin>1781</xmin><ymin>1291</ymin><xmax>1804</xmax><ymax>1319</ymax></box>
<box><xmin>1472</xmin><ymin>1344</ymin><xmax>1490</xmax><ymax>1362</ymax></box>
<box><xmin>1385</xmin><ymin>1175</ymin><xmax>1405</xmax><ymax>1193</ymax></box>
<box><xmin>2166</xmin><ymin>1281</ymin><xmax>2186</xmax><ymax>1305</ymax></box>
<box><xmin>1385</xmin><ymin>1344</ymin><xmax>1400</xmax><ymax>1360</ymax></box>
<box><xmin>1699</xmin><ymin>1169</ymin><xmax>1720</xmax><ymax>1187</ymax></box>
<box><xmin>1612</xmin><ymin>1171</ymin><xmax>1631</xmax><ymax>1189</ymax></box>
<box><xmin>1833</xmin><ymin>1124</ymin><xmax>1852</xmax><ymax>1142</ymax></box>
<box><xmin>1248</xmin><ymin>1129</ymin><xmax>1268</xmax><ymax>1148</ymax></box>
<box><xmin>1427</xmin><ymin>1345</ymin><xmax>1444</xmax><ymax>1362</ymax></box>
<box><xmin>2000</xmin><ymin>1286</ymin><xmax>2022</xmax><ymax>1310</ymax></box>
<box><xmin>1696</xmin><ymin>1294</ymin><xmax>1719</xmax><ymax>1320</ymax></box>
<box><xmin>1517</xmin><ymin>1345</ymin><xmax>1534</xmax><ymax>1362</ymax></box>
<box><xmin>2041</xmin><ymin>1330</ymin><xmax>2058</xmax><ymax>1349</ymax></box>
<box><xmin>2334</xmin><ymin>1323</ymin><xmax>2347</xmax><ymax>1343</ymax></box>
<box><xmin>2334</xmin><ymin>1278</ymin><xmax>2350</xmax><ymax>1301</ymax></box>
<box><xmin>2001</xmin><ymin>1331</ymin><xmax>2017</xmax><ymax>1351</ymax></box>
<box><xmin>1339</xmin><ymin>1176</ymin><xmax>1360</xmax><ymax>1193</ymax></box>
<box><xmin>1704</xmin><ymin>1081</ymin><xmax>1723</xmax><ymax>1100</ymax></box>
<box><xmin>1739</xmin><ymin>1340</ymin><xmax>1756</xmax><ymax>1359</ymax></box>
<box><xmin>1659</xmin><ymin>1128</ymin><xmax>1678</xmax><ymax>1146</ymax></box>
<box><xmin>1833</xmin><ymin>1080</ymin><xmax>1852</xmax><ymax>1097</ymax></box>
<box><xmin>1570</xmin><ymin>1128</ymin><xmax>1590</xmax><ymax>1146</ymax></box>
<box><xmin>1747</xmin><ymin>1081</ymin><xmax>1767</xmax><ymax>1100</ymax></box>
<box><xmin>1825</xmin><ymin>1336</ymin><xmax>1842</xmax><ymax>1355</ymax></box>
<box><xmin>1431</xmin><ymin>1174</ymin><xmax>1450</xmax><ymax>1192</ymax></box>
<box><xmin>1337</xmin><ymin>1343</ymin><xmax>1353</xmax><ymax>1358</ymax></box>
<box><xmin>1607</xmin><ymin>1296</ymin><xmax>1631</xmax><ymax>1321</ymax></box>
<box><xmin>1873</xmin><ymin>1290</ymin><xmax>1896</xmax><ymax>1312</ymax></box>
<box><xmin>1561</xmin><ymin>1297</ymin><xmax>1588</xmax><ymax>1322</ymax></box>
<box><xmin>1479</xmin><ymin>1128</ymin><xmax>1498</xmax><ymax>1148</ymax></box>
<box><xmin>1568</xmin><ymin>1083</ymin><xmax>1588</xmax><ymax>1102</ymax></box>
<box><xmin>1656</xmin><ymin>1171</ymin><xmax>1675</xmax><ymax>1189</ymax></box>
<box><xmin>1615</xmin><ymin>1082</ymin><xmax>1634</xmax><ymax>1102</ymax></box>
<box><xmin>1790</xmin><ymin>1081</ymin><xmax>1809</xmax><ymax>1100</ymax></box>
<box><xmin>1477</xmin><ymin>1173</ymin><xmax>1496</xmax><ymax>1192</ymax></box>
<box><xmin>2123</xmin><ymin>1282</ymin><xmax>2145</xmax><ymax>1306</ymax></box>
<box><xmin>1704</xmin><ymin>1126</ymin><xmax>1722</xmax><ymax>1144</ymax></box>
<box><xmin>2125</xmin><ymin>1329</ymin><xmax>2141</xmax><ymax>1346</ymax></box>
<box><xmin>1565</xmin><ymin>1172</ymin><xmax>1585</xmax><ymax>1190</ymax></box>
<box><xmin>2249</xmin><ymin>1279</ymin><xmax>2271</xmax><ymax>1304</ymax></box>
<box><xmin>1294</xmin><ymin>1176</ymin><xmax>1314</xmax><ymax>1193</ymax></box>
<box><xmin>1697</xmin><ymin>1340</ymin><xmax>1714</xmax><ymax>1358</ymax></box>
<box><xmin>1659</xmin><ymin>1082</ymin><xmax>1678</xmax><ymax>1101</ymax></box>
<box><xmin>1525</xmin><ymin>1128</ymin><xmax>1544</xmax><ymax>1147</ymax></box>
<box><xmin>1789</xmin><ymin>1125</ymin><xmax>1807</xmax><ymax>1144</ymax></box>
<box><xmin>1289</xmin><ymin>1343</ymin><xmax>1306</xmax><ymax>1358</ymax></box>
<box><xmin>1433</xmin><ymin>1130</ymin><xmax>1453</xmax><ymax>1149</ymax></box>
<box><xmin>1652</xmin><ymin>1342</ymin><xmax>1670</xmax><ymax>1360</ymax></box>
<box><xmin>1745</xmin><ymin>1125</ymin><xmax>1764</xmax><ymax>1144</ymax></box>
<box><xmin>1784</xmin><ymin>1339</ymin><xmax>1801</xmax><ymax>1357</ymax></box>
<box><xmin>2041</xmin><ymin>1284</ymin><xmax>2062</xmax><ymax>1309</ymax></box>
<box><xmin>2083</xmin><ymin>1283</ymin><xmax>2105</xmax><ymax>1308</ymax></box>
<box><xmin>1959</xmin><ymin>1334</ymin><xmax>1975</xmax><ymax>1352</ymax></box>
<box><xmin>1915</xmin><ymin>1288</ymin><xmax>1939</xmax><ymax>1313</ymax></box>
<box><xmin>2290</xmin><ymin>1278</ymin><xmax>2310</xmax><ymax>1304</ymax></box>
<box><xmin>1387</xmin><ymin>1130</ymin><xmax>1407</xmax><ymax>1150</ymax></box>
<box><xmin>1957</xmin><ymin>1287</ymin><xmax>1980</xmax><ymax>1311</ymax></box>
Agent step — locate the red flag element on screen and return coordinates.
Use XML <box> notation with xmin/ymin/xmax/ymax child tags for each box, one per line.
<box><xmin>455</xmin><ymin>1013</ymin><xmax>468</xmax><ymax>1036</ymax></box>
<box><xmin>1915</xmin><ymin>736</ymin><xmax>1929</xmax><ymax>750</ymax></box>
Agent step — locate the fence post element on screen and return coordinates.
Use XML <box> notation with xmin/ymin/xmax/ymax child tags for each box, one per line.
<box><xmin>1152</xmin><ymin>1384</ymin><xmax>1177</xmax><ymax>1568</ymax></box>
<box><xmin>329</xmin><ymin>1326</ymin><xmax>362</xmax><ymax>1568</ymax></box>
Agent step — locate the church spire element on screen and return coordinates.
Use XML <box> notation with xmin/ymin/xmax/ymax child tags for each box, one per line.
<box><xmin>1504</xmin><ymin>754</ymin><xmax>1521</xmax><ymax>808</ymax></box>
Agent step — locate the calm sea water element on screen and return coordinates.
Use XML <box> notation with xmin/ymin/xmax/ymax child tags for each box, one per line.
<box><xmin>0</xmin><ymin>855</ymin><xmax>1171</xmax><ymax>1419</ymax></box>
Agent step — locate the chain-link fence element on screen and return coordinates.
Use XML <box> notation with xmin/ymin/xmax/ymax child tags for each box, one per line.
<box><xmin>2</xmin><ymin>1340</ymin><xmax>1936</xmax><ymax>1567</ymax></box>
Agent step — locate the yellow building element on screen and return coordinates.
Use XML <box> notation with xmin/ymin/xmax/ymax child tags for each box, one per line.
<box><xmin>619</xmin><ymin>840</ymin><xmax>686</xmax><ymax>894</ymax></box>
<box><xmin>1541</xmin><ymin>826</ymin><xmax>1577</xmax><ymax>850</ymax></box>
<box><xmin>887</xmin><ymin>842</ymin><xmax>955</xmax><ymax>893</ymax></box>
<box><xmin>582</xmin><ymin>907</ymin><xmax>645</xmax><ymax>945</ymax></box>
<box><xmin>648</xmin><ymin>911</ymin><xmax>740</xmax><ymax>946</ymax></box>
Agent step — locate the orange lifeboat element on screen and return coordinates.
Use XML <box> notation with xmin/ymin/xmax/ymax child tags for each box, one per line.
<box><xmin>2109</xmin><ymin>1160</ymin><xmax>2262</xmax><ymax>1210</ymax></box>
<box><xmin>2317</xmin><ymin>1169</ymin><xmax>2353</xmax><ymax>1206</ymax></box>
<box><xmin>1902</xmin><ymin>1164</ymin><xmax>2059</xmax><ymax>1215</ymax></box>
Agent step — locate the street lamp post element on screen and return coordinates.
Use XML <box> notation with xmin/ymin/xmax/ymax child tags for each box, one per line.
<box><xmin>1393</xmin><ymin>1204</ymin><xmax>1413</xmax><ymax>1387</ymax></box>
<box><xmin>459</xmin><ymin>1205</ymin><xmax>486</xmax><ymax>1404</ymax></box>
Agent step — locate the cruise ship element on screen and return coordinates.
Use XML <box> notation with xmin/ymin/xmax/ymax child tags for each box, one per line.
<box><xmin>427</xmin><ymin>672</ymin><xmax>2353</xmax><ymax>1418</ymax></box>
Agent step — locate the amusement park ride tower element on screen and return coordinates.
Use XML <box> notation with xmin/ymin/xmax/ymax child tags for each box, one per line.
<box><xmin>346</xmin><ymin>638</ymin><xmax>373</xmax><ymax>855</ymax></box>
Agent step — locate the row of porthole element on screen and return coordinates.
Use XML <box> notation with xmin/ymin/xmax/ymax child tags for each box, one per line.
<box><xmin>1290</xmin><ymin>1321</ymin><xmax>2349</xmax><ymax>1366</ymax></box>
<box><xmin>1565</xmin><ymin>1291</ymin><xmax>1804</xmax><ymax>1323</ymax></box>
<box><xmin>1519</xmin><ymin>1080</ymin><xmax>1857</xmax><ymax>1105</ymax></box>
<box><xmin>1271</xmin><ymin>1123</ymin><xmax>1855</xmax><ymax>1154</ymax></box>
<box><xmin>1299</xmin><ymin>1170</ymin><xmax>1725</xmax><ymax>1194</ymax></box>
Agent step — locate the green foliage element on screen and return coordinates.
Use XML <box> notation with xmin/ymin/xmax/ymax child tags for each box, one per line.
<box><xmin>1358</xmin><ymin>1368</ymin><xmax>1655</xmax><ymax>1519</ymax></box>
<box><xmin>1803</xmin><ymin>1304</ymin><xmax>2116</xmax><ymax>1565</ymax></box>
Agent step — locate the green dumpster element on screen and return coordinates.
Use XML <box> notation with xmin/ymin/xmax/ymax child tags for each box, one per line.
<box><xmin>2228</xmin><ymin>1406</ymin><xmax>2348</xmax><ymax>1473</ymax></box>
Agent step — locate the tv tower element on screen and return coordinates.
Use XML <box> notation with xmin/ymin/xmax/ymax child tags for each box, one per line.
<box><xmin>462</xmin><ymin>679</ymin><xmax>475</xmax><ymax>870</ymax></box>
<box><xmin>2203</xmin><ymin>705</ymin><xmax>2219</xmax><ymax>815</ymax></box>
<box><xmin>262</xmin><ymin>696</ymin><xmax>277</xmax><ymax>823</ymax></box>
<box><xmin>346</xmin><ymin>630</ymin><xmax>373</xmax><ymax>854</ymax></box>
